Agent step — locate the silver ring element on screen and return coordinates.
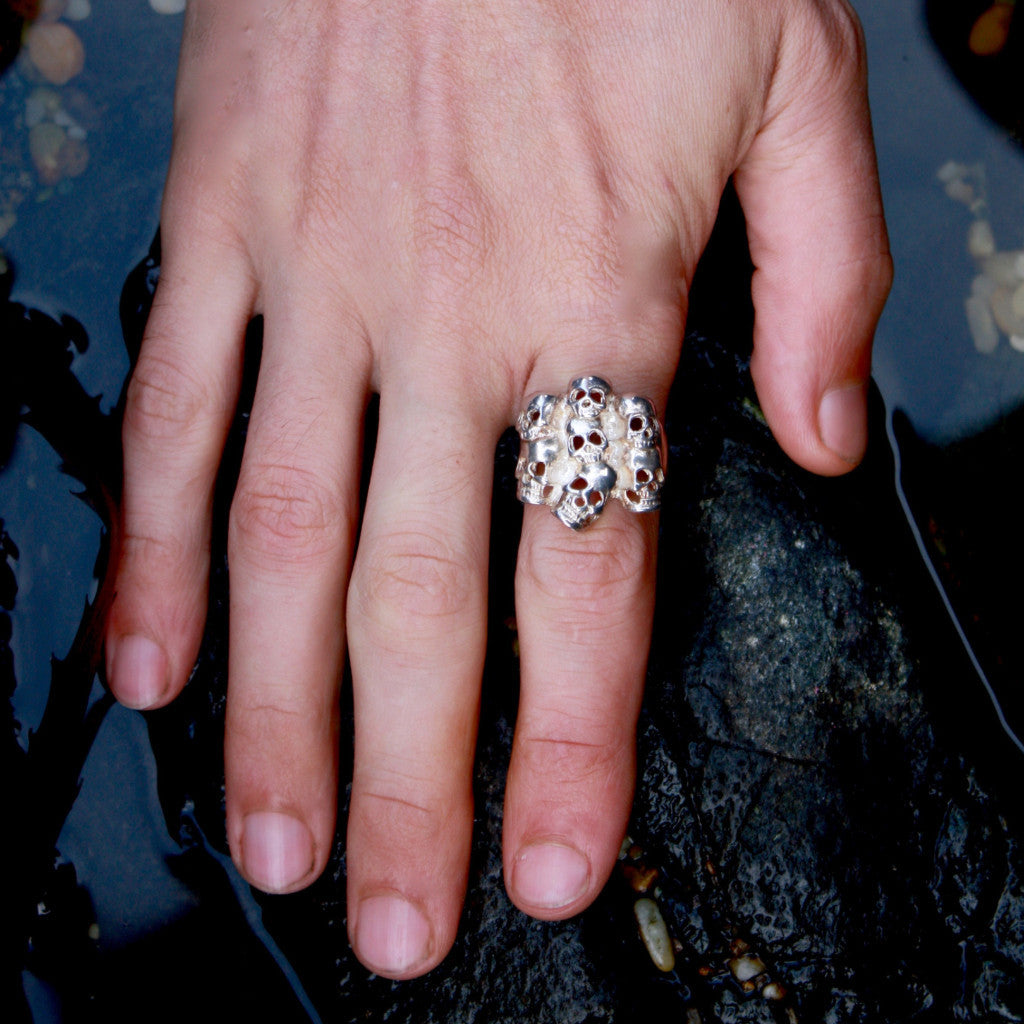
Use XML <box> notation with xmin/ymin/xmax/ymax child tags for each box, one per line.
<box><xmin>514</xmin><ymin>376</ymin><xmax>666</xmax><ymax>530</ymax></box>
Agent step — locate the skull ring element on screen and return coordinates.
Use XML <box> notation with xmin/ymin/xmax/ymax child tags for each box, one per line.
<box><xmin>514</xmin><ymin>376</ymin><xmax>666</xmax><ymax>530</ymax></box>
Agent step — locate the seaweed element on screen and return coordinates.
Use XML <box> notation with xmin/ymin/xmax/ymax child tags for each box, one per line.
<box><xmin>1</xmin><ymin>248</ymin><xmax>121</xmax><ymax>1018</ymax></box>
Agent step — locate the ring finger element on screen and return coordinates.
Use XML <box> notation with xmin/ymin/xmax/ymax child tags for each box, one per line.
<box><xmin>505</xmin><ymin>367</ymin><xmax>669</xmax><ymax>917</ymax></box>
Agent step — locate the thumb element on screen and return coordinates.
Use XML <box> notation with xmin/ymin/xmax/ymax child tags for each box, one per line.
<box><xmin>733</xmin><ymin>2</ymin><xmax>892</xmax><ymax>476</ymax></box>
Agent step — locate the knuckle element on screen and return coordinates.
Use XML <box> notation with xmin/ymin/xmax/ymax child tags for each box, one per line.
<box><xmin>522</xmin><ymin>517</ymin><xmax>651</xmax><ymax>612</ymax></box>
<box><xmin>824</xmin><ymin>0</ymin><xmax>868</xmax><ymax>70</ymax></box>
<box><xmin>519</xmin><ymin>729</ymin><xmax>628</xmax><ymax>789</ymax></box>
<box><xmin>124</xmin><ymin>351</ymin><xmax>212</xmax><ymax>445</ymax></box>
<box><xmin>229</xmin><ymin>463</ymin><xmax>343</xmax><ymax>565</ymax></box>
<box><xmin>121</xmin><ymin>527</ymin><xmax>190</xmax><ymax>580</ymax></box>
<box><xmin>801</xmin><ymin>0</ymin><xmax>868</xmax><ymax>90</ymax></box>
<box><xmin>354</xmin><ymin>766</ymin><xmax>465</xmax><ymax>843</ymax></box>
<box><xmin>350</xmin><ymin>529</ymin><xmax>477</xmax><ymax>632</ymax></box>
<box><xmin>229</xmin><ymin>688</ymin><xmax>331</xmax><ymax>744</ymax></box>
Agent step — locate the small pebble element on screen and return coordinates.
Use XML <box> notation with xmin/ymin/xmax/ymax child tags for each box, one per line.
<box><xmin>763</xmin><ymin>981</ymin><xmax>787</xmax><ymax>1001</ymax></box>
<box><xmin>969</xmin><ymin>2</ymin><xmax>1015</xmax><ymax>56</ymax></box>
<box><xmin>29</xmin><ymin>121</ymin><xmax>66</xmax><ymax>185</ymax></box>
<box><xmin>728</xmin><ymin>954</ymin><xmax>766</xmax><ymax>982</ymax></box>
<box><xmin>26</xmin><ymin>22</ymin><xmax>85</xmax><ymax>86</ymax></box>
<box><xmin>1012</xmin><ymin>280</ymin><xmax>1024</xmax><ymax>321</ymax></box>
<box><xmin>25</xmin><ymin>87</ymin><xmax>61</xmax><ymax>127</ymax></box>
<box><xmin>968</xmin><ymin>219</ymin><xmax>996</xmax><ymax>259</ymax></box>
<box><xmin>65</xmin><ymin>0</ymin><xmax>91</xmax><ymax>18</ymax></box>
<box><xmin>981</xmin><ymin>251</ymin><xmax>1024</xmax><ymax>288</ymax></box>
<box><xmin>989</xmin><ymin>286</ymin><xmax>1024</xmax><ymax>336</ymax></box>
<box><xmin>58</xmin><ymin>135</ymin><xmax>89</xmax><ymax>178</ymax></box>
<box><xmin>149</xmin><ymin>0</ymin><xmax>187</xmax><ymax>12</ymax></box>
<box><xmin>1009</xmin><ymin>334</ymin><xmax>1024</xmax><ymax>353</ymax></box>
<box><xmin>37</xmin><ymin>0</ymin><xmax>68</xmax><ymax>21</ymax></box>
<box><xmin>623</xmin><ymin>864</ymin><xmax>658</xmax><ymax>893</ymax></box>
<box><xmin>966</xmin><ymin>294</ymin><xmax>999</xmax><ymax>354</ymax></box>
<box><xmin>633</xmin><ymin>897</ymin><xmax>675</xmax><ymax>972</ymax></box>
<box><xmin>943</xmin><ymin>178</ymin><xmax>975</xmax><ymax>206</ymax></box>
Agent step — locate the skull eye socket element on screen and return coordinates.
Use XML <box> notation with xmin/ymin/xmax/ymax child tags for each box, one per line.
<box><xmin>530</xmin><ymin>461</ymin><xmax>546</xmax><ymax>475</ymax></box>
<box><xmin>626</xmin><ymin>489</ymin><xmax>641</xmax><ymax>504</ymax></box>
<box><xmin>635</xmin><ymin>469</ymin><xmax>650</xmax><ymax>484</ymax></box>
<box><xmin>630</xmin><ymin>416</ymin><xmax>645</xmax><ymax>432</ymax></box>
<box><xmin>529</xmin><ymin>409</ymin><xmax>541</xmax><ymax>422</ymax></box>
<box><xmin>588</xmin><ymin>431</ymin><xmax>603</xmax><ymax>445</ymax></box>
<box><xmin>589</xmin><ymin>389</ymin><xmax>604</xmax><ymax>403</ymax></box>
<box><xmin>571</xmin><ymin>388</ymin><xmax>586</xmax><ymax>403</ymax></box>
<box><xmin>588</xmin><ymin>491</ymin><xmax>603</xmax><ymax>506</ymax></box>
<box><xmin>571</xmin><ymin>435</ymin><xmax>585</xmax><ymax>451</ymax></box>
<box><xmin>569</xmin><ymin>476</ymin><xmax>588</xmax><ymax>490</ymax></box>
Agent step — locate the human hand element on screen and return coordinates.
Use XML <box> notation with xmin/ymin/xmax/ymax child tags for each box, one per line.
<box><xmin>104</xmin><ymin>0</ymin><xmax>891</xmax><ymax>979</ymax></box>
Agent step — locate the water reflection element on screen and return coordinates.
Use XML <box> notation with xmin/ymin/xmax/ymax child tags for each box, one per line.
<box><xmin>858</xmin><ymin>0</ymin><xmax>1024</xmax><ymax>442</ymax></box>
<box><xmin>856</xmin><ymin>0</ymin><xmax>1024</xmax><ymax>770</ymax></box>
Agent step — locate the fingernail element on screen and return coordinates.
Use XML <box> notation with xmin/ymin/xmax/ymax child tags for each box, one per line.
<box><xmin>819</xmin><ymin>383</ymin><xmax>868</xmax><ymax>465</ymax></box>
<box><xmin>513</xmin><ymin>841</ymin><xmax>591</xmax><ymax>910</ymax></box>
<box><xmin>109</xmin><ymin>634</ymin><xmax>168</xmax><ymax>709</ymax></box>
<box><xmin>355</xmin><ymin>895</ymin><xmax>433</xmax><ymax>976</ymax></box>
<box><xmin>241</xmin><ymin>811</ymin><xmax>315</xmax><ymax>893</ymax></box>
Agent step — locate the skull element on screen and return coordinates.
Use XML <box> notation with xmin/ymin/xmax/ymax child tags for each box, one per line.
<box><xmin>567</xmin><ymin>376</ymin><xmax>610</xmax><ymax>418</ymax></box>
<box><xmin>516</xmin><ymin>435</ymin><xmax>562</xmax><ymax>506</ymax></box>
<box><xmin>517</xmin><ymin>393</ymin><xmax>558</xmax><ymax>441</ymax></box>
<box><xmin>619</xmin><ymin>395</ymin><xmax>661</xmax><ymax>449</ymax></box>
<box><xmin>621</xmin><ymin>446</ymin><xmax>664</xmax><ymax>512</ymax></box>
<box><xmin>566</xmin><ymin>416</ymin><xmax>608</xmax><ymax>464</ymax></box>
<box><xmin>556</xmin><ymin>461</ymin><xmax>617</xmax><ymax>530</ymax></box>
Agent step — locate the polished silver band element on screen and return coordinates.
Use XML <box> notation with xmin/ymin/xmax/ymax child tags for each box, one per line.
<box><xmin>514</xmin><ymin>376</ymin><xmax>665</xmax><ymax>530</ymax></box>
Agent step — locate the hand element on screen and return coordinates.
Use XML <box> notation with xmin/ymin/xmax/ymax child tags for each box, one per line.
<box><xmin>104</xmin><ymin>0</ymin><xmax>891</xmax><ymax>979</ymax></box>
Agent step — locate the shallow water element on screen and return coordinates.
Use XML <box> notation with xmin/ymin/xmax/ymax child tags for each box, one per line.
<box><xmin>2</xmin><ymin>1</ymin><xmax>1024</xmax><ymax>1021</ymax></box>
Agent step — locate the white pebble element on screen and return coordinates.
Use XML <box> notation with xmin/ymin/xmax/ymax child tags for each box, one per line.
<box><xmin>965</xmin><ymin>294</ymin><xmax>999</xmax><ymax>354</ymax></box>
<box><xmin>634</xmin><ymin>897</ymin><xmax>675</xmax><ymax>972</ymax></box>
<box><xmin>943</xmin><ymin>179</ymin><xmax>975</xmax><ymax>206</ymax></box>
<box><xmin>972</xmin><ymin>273</ymin><xmax>996</xmax><ymax>300</ymax></box>
<box><xmin>1010</xmin><ymin>335</ymin><xmax>1024</xmax><ymax>353</ymax></box>
<box><xmin>968</xmin><ymin>219</ymin><xmax>996</xmax><ymax>259</ymax></box>
<box><xmin>729</xmin><ymin>954</ymin><xmax>766</xmax><ymax>982</ymax></box>
<box><xmin>937</xmin><ymin>160</ymin><xmax>971</xmax><ymax>183</ymax></box>
<box><xmin>981</xmin><ymin>252</ymin><xmax>1024</xmax><ymax>288</ymax></box>
<box><xmin>65</xmin><ymin>0</ymin><xmax>91</xmax><ymax>19</ymax></box>
<box><xmin>149</xmin><ymin>0</ymin><xmax>187</xmax><ymax>13</ymax></box>
<box><xmin>989</xmin><ymin>286</ymin><xmax>1024</xmax><ymax>336</ymax></box>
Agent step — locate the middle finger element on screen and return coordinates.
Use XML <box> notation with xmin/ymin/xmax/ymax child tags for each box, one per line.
<box><xmin>345</xmin><ymin>356</ymin><xmax>504</xmax><ymax>979</ymax></box>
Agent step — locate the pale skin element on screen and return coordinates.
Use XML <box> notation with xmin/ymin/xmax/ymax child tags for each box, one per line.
<box><xmin>103</xmin><ymin>0</ymin><xmax>892</xmax><ymax>980</ymax></box>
